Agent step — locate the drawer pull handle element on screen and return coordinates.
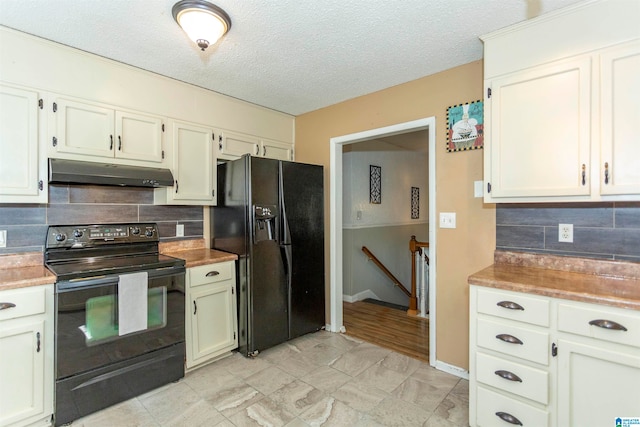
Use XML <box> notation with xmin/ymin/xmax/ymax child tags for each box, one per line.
<box><xmin>495</xmin><ymin>370</ymin><xmax>523</xmax><ymax>382</ymax></box>
<box><xmin>588</xmin><ymin>319</ymin><xmax>627</xmax><ymax>331</ymax></box>
<box><xmin>36</xmin><ymin>332</ymin><xmax>41</xmax><ymax>353</ymax></box>
<box><xmin>496</xmin><ymin>411</ymin><xmax>523</xmax><ymax>425</ymax></box>
<box><xmin>497</xmin><ymin>301</ymin><xmax>524</xmax><ymax>311</ymax></box>
<box><xmin>0</xmin><ymin>302</ymin><xmax>16</xmax><ymax>310</ymax></box>
<box><xmin>193</xmin><ymin>301</ymin><xmax>197</xmax><ymax>315</ymax></box>
<box><xmin>206</xmin><ymin>271</ymin><xmax>220</xmax><ymax>277</ymax></box>
<box><xmin>496</xmin><ymin>334</ymin><xmax>523</xmax><ymax>345</ymax></box>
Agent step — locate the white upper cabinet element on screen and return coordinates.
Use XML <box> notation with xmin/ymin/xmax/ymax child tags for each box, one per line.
<box><xmin>51</xmin><ymin>96</ymin><xmax>164</xmax><ymax>165</ymax></box>
<box><xmin>261</xmin><ymin>138</ymin><xmax>293</xmax><ymax>161</ymax></box>
<box><xmin>154</xmin><ymin>119</ymin><xmax>216</xmax><ymax>205</ymax></box>
<box><xmin>0</xmin><ymin>84</ymin><xmax>47</xmax><ymax>203</ymax></box>
<box><xmin>599</xmin><ymin>41</ymin><xmax>640</xmax><ymax>196</ymax></box>
<box><xmin>218</xmin><ymin>129</ymin><xmax>292</xmax><ymax>161</ymax></box>
<box><xmin>482</xmin><ymin>0</ymin><xmax>640</xmax><ymax>203</ymax></box>
<box><xmin>486</xmin><ymin>56</ymin><xmax>592</xmax><ymax>199</ymax></box>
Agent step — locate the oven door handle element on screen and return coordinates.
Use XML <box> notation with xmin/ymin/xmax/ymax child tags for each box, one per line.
<box><xmin>56</xmin><ymin>266</ymin><xmax>185</xmax><ymax>291</ymax></box>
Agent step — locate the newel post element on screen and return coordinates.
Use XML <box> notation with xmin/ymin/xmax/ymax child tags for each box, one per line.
<box><xmin>408</xmin><ymin>235</ymin><xmax>421</xmax><ymax>316</ymax></box>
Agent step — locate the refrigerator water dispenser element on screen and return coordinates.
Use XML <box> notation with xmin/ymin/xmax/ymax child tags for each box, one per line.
<box><xmin>253</xmin><ymin>205</ymin><xmax>277</xmax><ymax>243</ymax></box>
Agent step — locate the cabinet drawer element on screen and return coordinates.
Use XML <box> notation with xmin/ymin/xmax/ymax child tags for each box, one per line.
<box><xmin>476</xmin><ymin>352</ymin><xmax>549</xmax><ymax>405</ymax></box>
<box><xmin>477</xmin><ymin>287</ymin><xmax>550</xmax><ymax>327</ymax></box>
<box><xmin>477</xmin><ymin>318</ymin><xmax>549</xmax><ymax>365</ymax></box>
<box><xmin>558</xmin><ymin>302</ymin><xmax>640</xmax><ymax>349</ymax></box>
<box><xmin>189</xmin><ymin>262</ymin><xmax>234</xmax><ymax>287</ymax></box>
<box><xmin>0</xmin><ymin>286</ymin><xmax>46</xmax><ymax>321</ymax></box>
<box><xmin>477</xmin><ymin>386</ymin><xmax>549</xmax><ymax>427</ymax></box>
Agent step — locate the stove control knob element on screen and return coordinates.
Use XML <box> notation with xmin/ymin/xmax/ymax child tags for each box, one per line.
<box><xmin>145</xmin><ymin>229</ymin><xmax>154</xmax><ymax>237</ymax></box>
<box><xmin>131</xmin><ymin>227</ymin><xmax>141</xmax><ymax>235</ymax></box>
<box><xmin>55</xmin><ymin>233</ymin><xmax>66</xmax><ymax>242</ymax></box>
<box><xmin>73</xmin><ymin>229</ymin><xmax>83</xmax><ymax>238</ymax></box>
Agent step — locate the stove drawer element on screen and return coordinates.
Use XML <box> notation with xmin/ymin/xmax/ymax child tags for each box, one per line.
<box><xmin>0</xmin><ymin>286</ymin><xmax>46</xmax><ymax>321</ymax></box>
<box><xmin>189</xmin><ymin>262</ymin><xmax>233</xmax><ymax>287</ymax></box>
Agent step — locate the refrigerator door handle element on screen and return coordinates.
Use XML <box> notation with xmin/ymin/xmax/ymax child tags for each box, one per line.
<box><xmin>280</xmin><ymin>244</ymin><xmax>292</xmax><ymax>291</ymax></box>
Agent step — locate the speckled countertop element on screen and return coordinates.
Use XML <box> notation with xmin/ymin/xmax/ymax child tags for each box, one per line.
<box><xmin>469</xmin><ymin>251</ymin><xmax>640</xmax><ymax>311</ymax></box>
<box><xmin>159</xmin><ymin>239</ymin><xmax>237</xmax><ymax>268</ymax></box>
<box><xmin>0</xmin><ymin>252</ymin><xmax>56</xmax><ymax>291</ymax></box>
<box><xmin>0</xmin><ymin>239</ymin><xmax>236</xmax><ymax>292</ymax></box>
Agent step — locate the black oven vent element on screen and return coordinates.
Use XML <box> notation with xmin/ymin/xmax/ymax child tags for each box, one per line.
<box><xmin>49</xmin><ymin>158</ymin><xmax>174</xmax><ymax>188</ymax></box>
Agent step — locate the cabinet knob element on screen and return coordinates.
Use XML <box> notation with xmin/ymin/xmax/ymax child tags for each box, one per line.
<box><xmin>604</xmin><ymin>162</ymin><xmax>609</xmax><ymax>185</ymax></box>
<box><xmin>581</xmin><ymin>164</ymin><xmax>586</xmax><ymax>186</ymax></box>
<box><xmin>497</xmin><ymin>300</ymin><xmax>524</xmax><ymax>311</ymax></box>
<box><xmin>588</xmin><ymin>319</ymin><xmax>627</xmax><ymax>331</ymax></box>
<box><xmin>206</xmin><ymin>271</ymin><xmax>220</xmax><ymax>277</ymax></box>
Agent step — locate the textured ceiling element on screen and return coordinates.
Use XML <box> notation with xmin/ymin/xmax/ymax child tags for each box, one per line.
<box><xmin>0</xmin><ymin>0</ymin><xmax>582</xmax><ymax>116</ymax></box>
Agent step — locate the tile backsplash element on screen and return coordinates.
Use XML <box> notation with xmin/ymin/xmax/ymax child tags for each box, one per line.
<box><xmin>496</xmin><ymin>202</ymin><xmax>640</xmax><ymax>262</ymax></box>
<box><xmin>0</xmin><ymin>184</ymin><xmax>203</xmax><ymax>254</ymax></box>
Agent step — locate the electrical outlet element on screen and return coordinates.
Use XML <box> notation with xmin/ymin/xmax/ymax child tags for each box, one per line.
<box><xmin>176</xmin><ymin>224</ymin><xmax>184</xmax><ymax>237</ymax></box>
<box><xmin>439</xmin><ymin>212</ymin><xmax>456</xmax><ymax>229</ymax></box>
<box><xmin>559</xmin><ymin>223</ymin><xmax>573</xmax><ymax>243</ymax></box>
<box><xmin>0</xmin><ymin>230</ymin><xmax>6</xmax><ymax>248</ymax></box>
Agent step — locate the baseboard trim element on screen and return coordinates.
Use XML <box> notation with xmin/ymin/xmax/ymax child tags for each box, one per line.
<box><xmin>343</xmin><ymin>290</ymin><xmax>379</xmax><ymax>303</ymax></box>
<box><xmin>434</xmin><ymin>360</ymin><xmax>469</xmax><ymax>380</ymax></box>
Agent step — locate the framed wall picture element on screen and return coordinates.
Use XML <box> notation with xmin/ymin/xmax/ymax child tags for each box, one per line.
<box><xmin>447</xmin><ymin>100</ymin><xmax>483</xmax><ymax>152</ymax></box>
<box><xmin>370</xmin><ymin>165</ymin><xmax>381</xmax><ymax>204</ymax></box>
<box><xmin>411</xmin><ymin>187</ymin><xmax>419</xmax><ymax>219</ymax></box>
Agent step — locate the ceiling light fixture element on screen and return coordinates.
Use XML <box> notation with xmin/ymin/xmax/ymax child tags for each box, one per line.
<box><xmin>172</xmin><ymin>0</ymin><xmax>231</xmax><ymax>51</ymax></box>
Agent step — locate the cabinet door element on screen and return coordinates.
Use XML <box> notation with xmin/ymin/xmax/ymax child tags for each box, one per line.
<box><xmin>262</xmin><ymin>138</ymin><xmax>293</xmax><ymax>161</ymax></box>
<box><xmin>115</xmin><ymin>110</ymin><xmax>163</xmax><ymax>163</ymax></box>
<box><xmin>220</xmin><ymin>130</ymin><xmax>260</xmax><ymax>158</ymax></box>
<box><xmin>485</xmin><ymin>56</ymin><xmax>592</xmax><ymax>200</ymax></box>
<box><xmin>190</xmin><ymin>282</ymin><xmax>237</xmax><ymax>362</ymax></box>
<box><xmin>557</xmin><ymin>338</ymin><xmax>640</xmax><ymax>427</ymax></box>
<box><xmin>0</xmin><ymin>85</ymin><xmax>45</xmax><ymax>202</ymax></box>
<box><xmin>599</xmin><ymin>40</ymin><xmax>640</xmax><ymax>196</ymax></box>
<box><xmin>172</xmin><ymin>120</ymin><xmax>215</xmax><ymax>203</ymax></box>
<box><xmin>0</xmin><ymin>320</ymin><xmax>45</xmax><ymax>426</ymax></box>
<box><xmin>54</xmin><ymin>97</ymin><xmax>115</xmax><ymax>158</ymax></box>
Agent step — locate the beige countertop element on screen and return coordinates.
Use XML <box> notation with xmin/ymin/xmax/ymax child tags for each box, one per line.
<box><xmin>0</xmin><ymin>253</ymin><xmax>56</xmax><ymax>291</ymax></box>
<box><xmin>0</xmin><ymin>239</ymin><xmax>237</xmax><ymax>291</ymax></box>
<box><xmin>159</xmin><ymin>239</ymin><xmax>238</xmax><ymax>268</ymax></box>
<box><xmin>469</xmin><ymin>251</ymin><xmax>640</xmax><ymax>311</ymax></box>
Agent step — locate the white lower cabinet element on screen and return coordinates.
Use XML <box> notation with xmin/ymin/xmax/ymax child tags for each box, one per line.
<box><xmin>185</xmin><ymin>261</ymin><xmax>237</xmax><ymax>370</ymax></box>
<box><xmin>470</xmin><ymin>285</ymin><xmax>640</xmax><ymax>427</ymax></box>
<box><xmin>556</xmin><ymin>301</ymin><xmax>640</xmax><ymax>427</ymax></box>
<box><xmin>0</xmin><ymin>285</ymin><xmax>54</xmax><ymax>427</ymax></box>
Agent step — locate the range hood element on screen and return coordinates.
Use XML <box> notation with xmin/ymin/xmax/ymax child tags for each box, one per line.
<box><xmin>49</xmin><ymin>159</ymin><xmax>174</xmax><ymax>188</ymax></box>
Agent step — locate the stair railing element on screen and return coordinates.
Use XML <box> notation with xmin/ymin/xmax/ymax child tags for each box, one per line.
<box><xmin>409</xmin><ymin>235</ymin><xmax>429</xmax><ymax>317</ymax></box>
<box><xmin>361</xmin><ymin>246</ymin><xmax>411</xmax><ymax>298</ymax></box>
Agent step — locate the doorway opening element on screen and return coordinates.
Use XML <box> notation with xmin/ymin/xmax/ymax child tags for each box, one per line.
<box><xmin>329</xmin><ymin>117</ymin><xmax>436</xmax><ymax>366</ymax></box>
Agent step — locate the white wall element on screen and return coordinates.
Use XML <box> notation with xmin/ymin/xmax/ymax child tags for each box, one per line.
<box><xmin>342</xmin><ymin>149</ymin><xmax>428</xmax><ymax>305</ymax></box>
<box><xmin>343</xmin><ymin>150</ymin><xmax>428</xmax><ymax>227</ymax></box>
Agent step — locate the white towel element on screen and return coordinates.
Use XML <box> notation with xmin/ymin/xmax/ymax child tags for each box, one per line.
<box><xmin>118</xmin><ymin>272</ymin><xmax>148</xmax><ymax>336</ymax></box>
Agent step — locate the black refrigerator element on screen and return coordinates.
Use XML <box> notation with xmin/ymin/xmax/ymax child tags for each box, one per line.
<box><xmin>212</xmin><ymin>155</ymin><xmax>325</xmax><ymax>356</ymax></box>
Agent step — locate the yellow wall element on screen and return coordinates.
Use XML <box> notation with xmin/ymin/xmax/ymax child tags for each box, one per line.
<box><xmin>295</xmin><ymin>60</ymin><xmax>496</xmax><ymax>369</ymax></box>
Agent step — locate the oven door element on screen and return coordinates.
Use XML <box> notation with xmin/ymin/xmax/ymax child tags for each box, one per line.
<box><xmin>54</xmin><ymin>266</ymin><xmax>185</xmax><ymax>425</ymax></box>
<box><xmin>55</xmin><ymin>266</ymin><xmax>185</xmax><ymax>380</ymax></box>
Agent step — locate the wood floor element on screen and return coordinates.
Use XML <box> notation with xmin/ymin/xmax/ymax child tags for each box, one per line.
<box><xmin>342</xmin><ymin>300</ymin><xmax>429</xmax><ymax>362</ymax></box>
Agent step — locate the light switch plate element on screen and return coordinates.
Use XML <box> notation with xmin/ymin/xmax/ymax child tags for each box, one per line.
<box><xmin>439</xmin><ymin>212</ymin><xmax>456</xmax><ymax>229</ymax></box>
<box><xmin>474</xmin><ymin>181</ymin><xmax>484</xmax><ymax>198</ymax></box>
<box><xmin>0</xmin><ymin>230</ymin><xmax>6</xmax><ymax>248</ymax></box>
<box><xmin>176</xmin><ymin>224</ymin><xmax>184</xmax><ymax>237</ymax></box>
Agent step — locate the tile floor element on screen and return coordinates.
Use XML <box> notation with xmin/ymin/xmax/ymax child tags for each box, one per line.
<box><xmin>71</xmin><ymin>331</ymin><xmax>469</xmax><ymax>427</ymax></box>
